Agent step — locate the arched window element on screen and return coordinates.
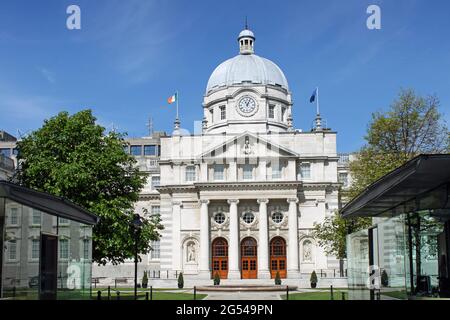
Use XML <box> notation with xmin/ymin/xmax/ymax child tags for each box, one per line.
<box><xmin>270</xmin><ymin>237</ymin><xmax>286</xmax><ymax>256</ymax></box>
<box><xmin>241</xmin><ymin>237</ymin><xmax>257</xmax><ymax>257</ymax></box>
<box><xmin>212</xmin><ymin>238</ymin><xmax>228</xmax><ymax>257</ymax></box>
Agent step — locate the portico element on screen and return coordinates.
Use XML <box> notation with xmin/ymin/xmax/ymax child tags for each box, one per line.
<box><xmin>196</xmin><ymin>187</ymin><xmax>300</xmax><ymax>279</ymax></box>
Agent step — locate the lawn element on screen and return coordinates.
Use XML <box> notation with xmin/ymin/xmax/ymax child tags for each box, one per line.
<box><xmin>281</xmin><ymin>290</ymin><xmax>348</xmax><ymax>300</ymax></box>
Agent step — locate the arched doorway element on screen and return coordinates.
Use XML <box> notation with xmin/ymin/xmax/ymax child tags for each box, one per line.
<box><xmin>212</xmin><ymin>238</ymin><xmax>228</xmax><ymax>279</ymax></box>
<box><xmin>270</xmin><ymin>237</ymin><xmax>287</xmax><ymax>278</ymax></box>
<box><xmin>241</xmin><ymin>237</ymin><xmax>257</xmax><ymax>279</ymax></box>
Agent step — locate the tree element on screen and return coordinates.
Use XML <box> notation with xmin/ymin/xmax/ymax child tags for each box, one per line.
<box><xmin>314</xmin><ymin>88</ymin><xmax>449</xmax><ymax>268</ymax></box>
<box><xmin>313</xmin><ymin>211</ymin><xmax>372</xmax><ymax>260</ymax></box>
<box><xmin>349</xmin><ymin>88</ymin><xmax>449</xmax><ymax>198</ymax></box>
<box><xmin>14</xmin><ymin>110</ymin><xmax>163</xmax><ymax>265</ymax></box>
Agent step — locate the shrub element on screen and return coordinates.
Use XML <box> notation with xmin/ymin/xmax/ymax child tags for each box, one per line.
<box><xmin>214</xmin><ymin>272</ymin><xmax>221</xmax><ymax>286</ymax></box>
<box><xmin>142</xmin><ymin>271</ymin><xmax>148</xmax><ymax>288</ymax></box>
<box><xmin>310</xmin><ymin>271</ymin><xmax>318</xmax><ymax>288</ymax></box>
<box><xmin>178</xmin><ymin>272</ymin><xmax>184</xmax><ymax>289</ymax></box>
<box><xmin>274</xmin><ymin>271</ymin><xmax>282</xmax><ymax>285</ymax></box>
<box><xmin>381</xmin><ymin>270</ymin><xmax>389</xmax><ymax>287</ymax></box>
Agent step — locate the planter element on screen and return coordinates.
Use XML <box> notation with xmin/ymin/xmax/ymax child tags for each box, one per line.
<box><xmin>142</xmin><ymin>284</ymin><xmax>148</xmax><ymax>289</ymax></box>
<box><xmin>311</xmin><ymin>282</ymin><xmax>317</xmax><ymax>288</ymax></box>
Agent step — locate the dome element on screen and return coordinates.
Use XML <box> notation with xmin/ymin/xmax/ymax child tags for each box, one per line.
<box><xmin>206</xmin><ymin>54</ymin><xmax>289</xmax><ymax>93</ymax></box>
<box><xmin>206</xmin><ymin>28</ymin><xmax>289</xmax><ymax>94</ymax></box>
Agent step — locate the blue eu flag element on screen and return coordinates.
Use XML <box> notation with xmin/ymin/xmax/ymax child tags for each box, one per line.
<box><xmin>310</xmin><ymin>88</ymin><xmax>317</xmax><ymax>103</ymax></box>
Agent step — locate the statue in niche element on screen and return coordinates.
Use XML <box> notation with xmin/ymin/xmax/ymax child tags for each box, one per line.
<box><xmin>187</xmin><ymin>242</ymin><xmax>196</xmax><ymax>262</ymax></box>
<box><xmin>303</xmin><ymin>240</ymin><xmax>312</xmax><ymax>262</ymax></box>
<box><xmin>243</xmin><ymin>136</ymin><xmax>252</xmax><ymax>155</ymax></box>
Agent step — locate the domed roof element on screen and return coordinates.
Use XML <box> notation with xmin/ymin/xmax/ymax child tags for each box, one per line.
<box><xmin>238</xmin><ymin>29</ymin><xmax>255</xmax><ymax>39</ymax></box>
<box><xmin>206</xmin><ymin>55</ymin><xmax>288</xmax><ymax>95</ymax></box>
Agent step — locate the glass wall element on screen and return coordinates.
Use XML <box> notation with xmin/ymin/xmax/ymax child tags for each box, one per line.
<box><xmin>347</xmin><ymin>229</ymin><xmax>370</xmax><ymax>300</ymax></box>
<box><xmin>1</xmin><ymin>199</ymin><xmax>93</xmax><ymax>300</ymax></box>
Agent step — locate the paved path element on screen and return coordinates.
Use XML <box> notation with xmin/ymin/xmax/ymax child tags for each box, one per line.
<box><xmin>203</xmin><ymin>291</ymin><xmax>282</xmax><ymax>300</ymax></box>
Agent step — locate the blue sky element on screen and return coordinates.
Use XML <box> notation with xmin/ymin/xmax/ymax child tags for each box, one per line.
<box><xmin>0</xmin><ymin>0</ymin><xmax>449</xmax><ymax>152</ymax></box>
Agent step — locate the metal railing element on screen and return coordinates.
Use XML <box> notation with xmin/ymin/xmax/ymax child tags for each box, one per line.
<box><xmin>338</xmin><ymin>153</ymin><xmax>350</xmax><ymax>164</ymax></box>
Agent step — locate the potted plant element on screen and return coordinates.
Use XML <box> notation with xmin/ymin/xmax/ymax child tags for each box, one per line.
<box><xmin>381</xmin><ymin>270</ymin><xmax>389</xmax><ymax>287</ymax></box>
<box><xmin>178</xmin><ymin>272</ymin><xmax>184</xmax><ymax>289</ymax></box>
<box><xmin>310</xmin><ymin>271</ymin><xmax>318</xmax><ymax>288</ymax></box>
<box><xmin>274</xmin><ymin>271</ymin><xmax>282</xmax><ymax>285</ymax></box>
<box><xmin>142</xmin><ymin>271</ymin><xmax>148</xmax><ymax>289</ymax></box>
<box><xmin>213</xmin><ymin>272</ymin><xmax>221</xmax><ymax>286</ymax></box>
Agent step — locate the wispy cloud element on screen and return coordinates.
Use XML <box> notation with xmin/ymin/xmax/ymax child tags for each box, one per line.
<box><xmin>37</xmin><ymin>67</ymin><xmax>56</xmax><ymax>84</ymax></box>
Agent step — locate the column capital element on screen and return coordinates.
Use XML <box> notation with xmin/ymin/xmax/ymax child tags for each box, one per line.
<box><xmin>172</xmin><ymin>200</ymin><xmax>183</xmax><ymax>207</ymax></box>
<box><xmin>257</xmin><ymin>198</ymin><xmax>269</xmax><ymax>204</ymax></box>
<box><xmin>227</xmin><ymin>199</ymin><xmax>239</xmax><ymax>205</ymax></box>
<box><xmin>287</xmin><ymin>198</ymin><xmax>299</xmax><ymax>204</ymax></box>
<box><xmin>199</xmin><ymin>199</ymin><xmax>210</xmax><ymax>205</ymax></box>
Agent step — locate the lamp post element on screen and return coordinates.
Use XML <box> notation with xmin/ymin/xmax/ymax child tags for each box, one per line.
<box><xmin>131</xmin><ymin>213</ymin><xmax>143</xmax><ymax>300</ymax></box>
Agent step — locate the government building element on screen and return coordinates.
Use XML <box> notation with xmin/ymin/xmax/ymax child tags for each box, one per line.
<box><xmin>92</xmin><ymin>27</ymin><xmax>347</xmax><ymax>284</ymax></box>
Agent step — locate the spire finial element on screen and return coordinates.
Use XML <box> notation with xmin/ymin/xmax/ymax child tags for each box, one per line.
<box><xmin>245</xmin><ymin>16</ymin><xmax>248</xmax><ymax>30</ymax></box>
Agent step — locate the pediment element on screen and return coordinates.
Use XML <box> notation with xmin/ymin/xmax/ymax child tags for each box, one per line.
<box><xmin>200</xmin><ymin>132</ymin><xmax>298</xmax><ymax>160</ymax></box>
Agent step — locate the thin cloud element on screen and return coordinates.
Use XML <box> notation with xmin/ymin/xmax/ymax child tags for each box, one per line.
<box><xmin>37</xmin><ymin>67</ymin><xmax>56</xmax><ymax>84</ymax></box>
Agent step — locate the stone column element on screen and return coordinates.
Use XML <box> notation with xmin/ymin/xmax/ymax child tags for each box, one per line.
<box><xmin>198</xmin><ymin>199</ymin><xmax>211</xmax><ymax>278</ymax></box>
<box><xmin>257</xmin><ymin>198</ymin><xmax>270</xmax><ymax>279</ymax></box>
<box><xmin>287</xmin><ymin>198</ymin><xmax>300</xmax><ymax>278</ymax></box>
<box><xmin>172</xmin><ymin>201</ymin><xmax>182</xmax><ymax>271</ymax></box>
<box><xmin>227</xmin><ymin>199</ymin><xmax>240</xmax><ymax>279</ymax></box>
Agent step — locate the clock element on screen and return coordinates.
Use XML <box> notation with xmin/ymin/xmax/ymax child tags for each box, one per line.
<box><xmin>237</xmin><ymin>96</ymin><xmax>258</xmax><ymax>116</ymax></box>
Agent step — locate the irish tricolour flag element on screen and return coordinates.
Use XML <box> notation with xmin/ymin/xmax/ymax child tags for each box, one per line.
<box><xmin>167</xmin><ymin>93</ymin><xmax>177</xmax><ymax>104</ymax></box>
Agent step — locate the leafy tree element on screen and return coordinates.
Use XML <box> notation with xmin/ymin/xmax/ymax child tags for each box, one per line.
<box><xmin>310</xmin><ymin>271</ymin><xmax>318</xmax><ymax>288</ymax></box>
<box><xmin>14</xmin><ymin>110</ymin><xmax>163</xmax><ymax>265</ymax></box>
<box><xmin>314</xmin><ymin>88</ymin><xmax>449</xmax><ymax>268</ymax></box>
<box><xmin>349</xmin><ymin>88</ymin><xmax>449</xmax><ymax>198</ymax></box>
<box><xmin>313</xmin><ymin>211</ymin><xmax>371</xmax><ymax>260</ymax></box>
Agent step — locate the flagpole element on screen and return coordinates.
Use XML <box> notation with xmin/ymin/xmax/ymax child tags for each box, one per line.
<box><xmin>176</xmin><ymin>90</ymin><xmax>179</xmax><ymax>119</ymax></box>
<box><xmin>316</xmin><ymin>87</ymin><xmax>320</xmax><ymax>116</ymax></box>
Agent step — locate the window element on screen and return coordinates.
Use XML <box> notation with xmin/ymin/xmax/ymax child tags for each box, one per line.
<box><xmin>242</xmin><ymin>212</ymin><xmax>255</xmax><ymax>224</ymax></box>
<box><xmin>144</xmin><ymin>145</ymin><xmax>157</xmax><ymax>156</ymax></box>
<box><xmin>151</xmin><ymin>206</ymin><xmax>160</xmax><ymax>216</ymax></box>
<box><xmin>214</xmin><ymin>212</ymin><xmax>226</xmax><ymax>225</ymax></box>
<box><xmin>300</xmin><ymin>163</ymin><xmax>311</xmax><ymax>180</ymax></box>
<box><xmin>272</xmin><ymin>162</ymin><xmax>282</xmax><ymax>179</ymax></box>
<box><xmin>10</xmin><ymin>207</ymin><xmax>18</xmax><ymax>225</ymax></box>
<box><xmin>123</xmin><ymin>145</ymin><xmax>129</xmax><ymax>154</ymax></box>
<box><xmin>83</xmin><ymin>239</ymin><xmax>90</xmax><ymax>260</ymax></box>
<box><xmin>281</xmin><ymin>107</ymin><xmax>286</xmax><ymax>122</ymax></box>
<box><xmin>269</xmin><ymin>105</ymin><xmax>275</xmax><ymax>119</ymax></box>
<box><xmin>220</xmin><ymin>105</ymin><xmax>226</xmax><ymax>120</ymax></box>
<box><xmin>130</xmin><ymin>145</ymin><xmax>142</xmax><ymax>156</ymax></box>
<box><xmin>58</xmin><ymin>217</ymin><xmax>69</xmax><ymax>225</ymax></box>
<box><xmin>213</xmin><ymin>164</ymin><xmax>224</xmax><ymax>181</ymax></box>
<box><xmin>151</xmin><ymin>176</ymin><xmax>160</xmax><ymax>189</ymax></box>
<box><xmin>185</xmin><ymin>165</ymin><xmax>196</xmax><ymax>182</ymax></box>
<box><xmin>59</xmin><ymin>239</ymin><xmax>69</xmax><ymax>259</ymax></box>
<box><xmin>243</xmin><ymin>163</ymin><xmax>254</xmax><ymax>180</ymax></box>
<box><xmin>0</xmin><ymin>148</ymin><xmax>11</xmax><ymax>157</ymax></box>
<box><xmin>31</xmin><ymin>239</ymin><xmax>40</xmax><ymax>260</ymax></box>
<box><xmin>151</xmin><ymin>241</ymin><xmax>160</xmax><ymax>259</ymax></box>
<box><xmin>339</xmin><ymin>172</ymin><xmax>349</xmax><ymax>187</ymax></box>
<box><xmin>8</xmin><ymin>240</ymin><xmax>17</xmax><ymax>260</ymax></box>
<box><xmin>272</xmin><ymin>212</ymin><xmax>284</xmax><ymax>224</ymax></box>
<box><xmin>12</xmin><ymin>148</ymin><xmax>19</xmax><ymax>156</ymax></box>
<box><xmin>210</xmin><ymin>108</ymin><xmax>214</xmax><ymax>123</ymax></box>
<box><xmin>32</xmin><ymin>210</ymin><xmax>41</xmax><ymax>225</ymax></box>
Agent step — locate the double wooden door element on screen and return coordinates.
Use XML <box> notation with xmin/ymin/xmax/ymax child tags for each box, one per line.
<box><xmin>241</xmin><ymin>237</ymin><xmax>257</xmax><ymax>279</ymax></box>
<box><xmin>212</xmin><ymin>238</ymin><xmax>228</xmax><ymax>279</ymax></box>
<box><xmin>270</xmin><ymin>237</ymin><xmax>287</xmax><ymax>278</ymax></box>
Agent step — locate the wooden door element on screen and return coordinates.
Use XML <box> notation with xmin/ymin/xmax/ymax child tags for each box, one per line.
<box><xmin>241</xmin><ymin>237</ymin><xmax>257</xmax><ymax>279</ymax></box>
<box><xmin>212</xmin><ymin>238</ymin><xmax>228</xmax><ymax>279</ymax></box>
<box><xmin>270</xmin><ymin>237</ymin><xmax>287</xmax><ymax>278</ymax></box>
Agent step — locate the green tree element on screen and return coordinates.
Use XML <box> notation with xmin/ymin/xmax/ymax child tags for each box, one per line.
<box><xmin>349</xmin><ymin>88</ymin><xmax>449</xmax><ymax>198</ymax></box>
<box><xmin>314</xmin><ymin>88</ymin><xmax>449</xmax><ymax>267</ymax></box>
<box><xmin>14</xmin><ymin>110</ymin><xmax>163</xmax><ymax>265</ymax></box>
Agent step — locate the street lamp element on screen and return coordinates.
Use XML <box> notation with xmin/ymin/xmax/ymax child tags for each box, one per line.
<box><xmin>131</xmin><ymin>213</ymin><xmax>143</xmax><ymax>300</ymax></box>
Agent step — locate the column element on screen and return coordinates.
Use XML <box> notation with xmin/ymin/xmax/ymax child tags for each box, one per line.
<box><xmin>287</xmin><ymin>198</ymin><xmax>300</xmax><ymax>278</ymax></box>
<box><xmin>172</xmin><ymin>201</ymin><xmax>182</xmax><ymax>271</ymax></box>
<box><xmin>198</xmin><ymin>199</ymin><xmax>211</xmax><ymax>278</ymax></box>
<box><xmin>257</xmin><ymin>198</ymin><xmax>270</xmax><ymax>278</ymax></box>
<box><xmin>227</xmin><ymin>199</ymin><xmax>240</xmax><ymax>279</ymax></box>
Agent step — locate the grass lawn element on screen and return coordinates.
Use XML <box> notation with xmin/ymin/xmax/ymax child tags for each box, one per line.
<box><xmin>98</xmin><ymin>291</ymin><xmax>207</xmax><ymax>300</ymax></box>
<box><xmin>281</xmin><ymin>290</ymin><xmax>348</xmax><ymax>300</ymax></box>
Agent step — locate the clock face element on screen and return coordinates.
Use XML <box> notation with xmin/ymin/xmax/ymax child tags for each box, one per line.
<box><xmin>238</xmin><ymin>96</ymin><xmax>257</xmax><ymax>115</ymax></box>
